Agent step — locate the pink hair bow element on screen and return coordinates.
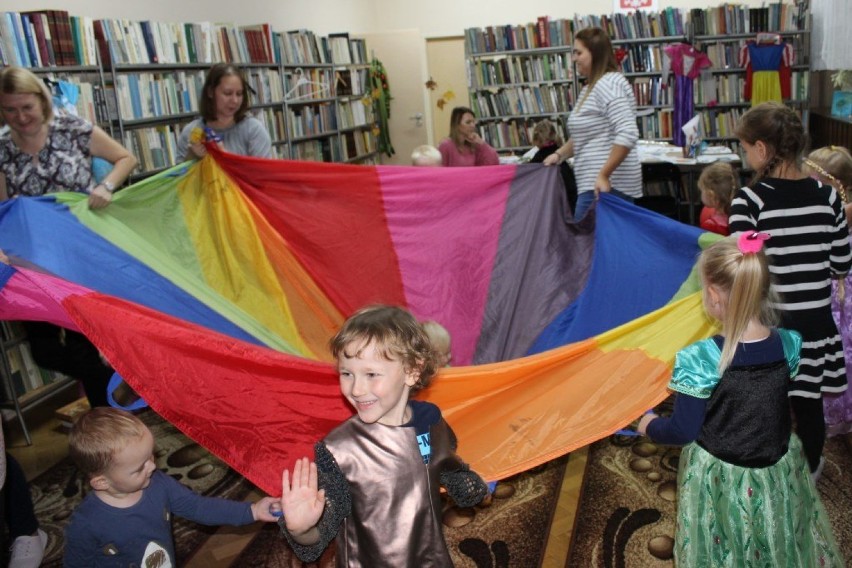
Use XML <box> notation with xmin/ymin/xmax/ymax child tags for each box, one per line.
<box><xmin>737</xmin><ymin>231</ymin><xmax>770</xmax><ymax>254</ymax></box>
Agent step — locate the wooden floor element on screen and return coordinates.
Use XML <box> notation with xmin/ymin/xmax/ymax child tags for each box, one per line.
<box><xmin>6</xmin><ymin>392</ymin><xmax>585</xmax><ymax>567</ymax></box>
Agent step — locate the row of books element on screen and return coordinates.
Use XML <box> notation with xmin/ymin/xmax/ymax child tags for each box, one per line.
<box><xmin>632</xmin><ymin>76</ymin><xmax>673</xmax><ymax>107</ymax></box>
<box><xmin>338</xmin><ymin>98</ymin><xmax>374</xmax><ymax>129</ymax></box>
<box><xmin>335</xmin><ymin>68</ymin><xmax>370</xmax><ymax>97</ymax></box>
<box><xmin>255</xmin><ymin>107</ymin><xmax>287</xmax><ymax>141</ymax></box>
<box><xmin>619</xmin><ymin>44</ymin><xmax>668</xmax><ymax>74</ymax></box>
<box><xmin>276</xmin><ymin>31</ymin><xmax>367</xmax><ymax>66</ymax></box>
<box><xmin>122</xmin><ymin>124</ymin><xmax>184</xmax><ymax>172</ymax></box>
<box><xmin>287</xmin><ymin>103</ymin><xmax>338</xmax><ymax>139</ymax></box>
<box><xmin>290</xmin><ymin>138</ymin><xmax>341</xmax><ymax>162</ymax></box>
<box><xmin>465</xmin><ymin>17</ymin><xmax>574</xmax><ymax>55</ymax></box>
<box><xmin>245</xmin><ymin>68</ymin><xmax>284</xmax><ymax>105</ymax></box>
<box><xmin>703</xmin><ymin>41</ymin><xmax>746</xmax><ymax>70</ymax></box>
<box><xmin>479</xmin><ymin>119</ymin><xmax>554</xmax><ymax>150</ymax></box>
<box><xmin>0</xmin><ymin>10</ymin><xmax>371</xmax><ymax>69</ymax></box>
<box><xmin>0</xmin><ymin>11</ymin><xmax>98</xmax><ymax>67</ymax></box>
<box><xmin>466</xmin><ymin>2</ymin><xmax>805</xmax><ymax>58</ymax></box>
<box><xmin>637</xmin><ymin>109</ymin><xmax>675</xmax><ymax>140</ymax></box>
<box><xmin>574</xmin><ymin>8</ymin><xmax>687</xmax><ymax>41</ymax></box>
<box><xmin>341</xmin><ymin>130</ymin><xmax>377</xmax><ymax>161</ymax></box>
<box><xmin>470</xmin><ymin>53</ymin><xmax>574</xmax><ymax>89</ymax></box>
<box><xmin>700</xmin><ymin>107</ymin><xmax>747</xmax><ymax>139</ymax></box>
<box><xmin>690</xmin><ymin>3</ymin><xmax>809</xmax><ymax>37</ymax></box>
<box><xmin>114</xmin><ymin>71</ymin><xmax>205</xmax><ymax>121</ymax></box>
<box><xmin>471</xmin><ymin>84</ymin><xmax>573</xmax><ymax>119</ymax></box>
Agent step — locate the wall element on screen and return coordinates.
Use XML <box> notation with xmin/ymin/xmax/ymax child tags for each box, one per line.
<box><xmin>425</xmin><ymin>39</ymin><xmax>470</xmax><ymax>143</ymax></box>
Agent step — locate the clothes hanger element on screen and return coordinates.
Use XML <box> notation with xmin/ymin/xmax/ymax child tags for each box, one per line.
<box><xmin>284</xmin><ymin>67</ymin><xmax>331</xmax><ymax>101</ymax></box>
<box><xmin>755</xmin><ymin>32</ymin><xmax>781</xmax><ymax>45</ymax></box>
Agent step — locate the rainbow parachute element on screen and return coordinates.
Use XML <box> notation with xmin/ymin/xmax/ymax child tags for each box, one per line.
<box><xmin>0</xmin><ymin>149</ymin><xmax>719</xmax><ymax>494</ymax></box>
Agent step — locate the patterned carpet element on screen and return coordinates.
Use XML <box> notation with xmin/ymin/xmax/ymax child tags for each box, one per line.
<box><xmin>566</xmin><ymin>429</ymin><xmax>852</xmax><ymax>567</ymax></box>
<box><xmin>231</xmin><ymin>457</ymin><xmax>569</xmax><ymax>567</ymax></box>
<box><xmin>31</xmin><ymin>409</ymin><xmax>254</xmax><ymax>567</ymax></box>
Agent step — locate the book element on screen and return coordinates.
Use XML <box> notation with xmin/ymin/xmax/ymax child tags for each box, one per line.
<box><xmin>17</xmin><ymin>13</ymin><xmax>37</xmax><ymax>66</ymax></box>
<box><xmin>139</xmin><ymin>21</ymin><xmax>159</xmax><ymax>63</ymax></box>
<box><xmin>0</xmin><ymin>12</ymin><xmax>24</xmax><ymax>66</ymax></box>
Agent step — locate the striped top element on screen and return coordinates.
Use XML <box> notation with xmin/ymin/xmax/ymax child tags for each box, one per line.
<box><xmin>567</xmin><ymin>72</ymin><xmax>642</xmax><ymax>198</ymax></box>
<box><xmin>729</xmin><ymin>177</ymin><xmax>852</xmax><ymax>312</ymax></box>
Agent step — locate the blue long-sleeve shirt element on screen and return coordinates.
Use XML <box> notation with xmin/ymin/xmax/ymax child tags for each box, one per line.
<box><xmin>646</xmin><ymin>394</ymin><xmax>706</xmax><ymax>445</ymax></box>
<box><xmin>64</xmin><ymin>470</ymin><xmax>254</xmax><ymax>567</ymax></box>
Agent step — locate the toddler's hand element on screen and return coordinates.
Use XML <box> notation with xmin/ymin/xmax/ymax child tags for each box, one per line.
<box><xmin>542</xmin><ymin>153</ymin><xmax>561</xmax><ymax>166</ymax></box>
<box><xmin>251</xmin><ymin>496</ymin><xmax>280</xmax><ymax>522</ymax></box>
<box><xmin>637</xmin><ymin>413</ymin><xmax>658</xmax><ymax>436</ymax></box>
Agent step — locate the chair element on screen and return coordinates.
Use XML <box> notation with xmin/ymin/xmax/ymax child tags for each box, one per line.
<box><xmin>637</xmin><ymin>162</ymin><xmax>687</xmax><ymax>222</ymax></box>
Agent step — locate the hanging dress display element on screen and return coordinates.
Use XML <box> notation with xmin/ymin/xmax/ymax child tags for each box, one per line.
<box><xmin>739</xmin><ymin>35</ymin><xmax>794</xmax><ymax>106</ymax></box>
<box><xmin>663</xmin><ymin>43</ymin><xmax>712</xmax><ymax>147</ymax></box>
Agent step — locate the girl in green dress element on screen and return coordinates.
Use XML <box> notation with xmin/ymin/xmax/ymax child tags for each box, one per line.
<box><xmin>637</xmin><ymin>233</ymin><xmax>841</xmax><ymax>566</ymax></box>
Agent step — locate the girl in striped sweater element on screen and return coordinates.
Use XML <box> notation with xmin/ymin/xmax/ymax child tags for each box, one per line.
<box><xmin>729</xmin><ymin>103</ymin><xmax>852</xmax><ymax>477</ymax></box>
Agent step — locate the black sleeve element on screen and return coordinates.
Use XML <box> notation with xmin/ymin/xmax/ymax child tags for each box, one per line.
<box><xmin>279</xmin><ymin>442</ymin><xmax>352</xmax><ymax>562</ymax></box>
<box><xmin>440</xmin><ymin>467</ymin><xmax>489</xmax><ymax>508</ymax></box>
<box><xmin>439</xmin><ymin>423</ymin><xmax>488</xmax><ymax>508</ymax></box>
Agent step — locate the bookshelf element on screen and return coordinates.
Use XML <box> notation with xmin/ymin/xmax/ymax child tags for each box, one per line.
<box><xmin>465</xmin><ymin>18</ymin><xmax>576</xmax><ymax>153</ymax></box>
<box><xmin>0</xmin><ymin>321</ymin><xmax>75</xmax><ymax>445</ymax></box>
<box><xmin>690</xmin><ymin>3</ymin><xmax>812</xmax><ymax>157</ymax></box>
<box><xmin>0</xmin><ymin>11</ymin><xmax>382</xmax><ymax>177</ymax></box>
<box><xmin>464</xmin><ymin>3</ymin><xmax>812</xmax><ymax>156</ymax></box>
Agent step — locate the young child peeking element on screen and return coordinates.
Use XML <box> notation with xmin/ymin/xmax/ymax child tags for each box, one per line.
<box><xmin>278</xmin><ymin>305</ymin><xmax>488</xmax><ymax>566</ymax></box>
<box><xmin>697</xmin><ymin>161</ymin><xmax>738</xmax><ymax>236</ymax></box>
<box><xmin>64</xmin><ymin>407</ymin><xmax>279</xmax><ymax>567</ymax></box>
<box><xmin>422</xmin><ymin>319</ymin><xmax>453</xmax><ymax>367</ymax></box>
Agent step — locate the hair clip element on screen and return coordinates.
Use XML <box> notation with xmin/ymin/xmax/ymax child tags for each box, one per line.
<box><xmin>737</xmin><ymin>231</ymin><xmax>770</xmax><ymax>254</ymax></box>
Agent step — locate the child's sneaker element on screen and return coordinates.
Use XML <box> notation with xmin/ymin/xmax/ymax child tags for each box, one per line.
<box><xmin>9</xmin><ymin>528</ymin><xmax>47</xmax><ymax>568</ymax></box>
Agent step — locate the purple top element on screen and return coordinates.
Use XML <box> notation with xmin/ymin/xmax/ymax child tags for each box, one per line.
<box><xmin>438</xmin><ymin>138</ymin><xmax>499</xmax><ymax>167</ymax></box>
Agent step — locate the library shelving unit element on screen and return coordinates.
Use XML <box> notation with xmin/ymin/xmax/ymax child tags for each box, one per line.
<box><xmin>464</xmin><ymin>18</ymin><xmax>576</xmax><ymax>154</ymax></box>
<box><xmin>689</xmin><ymin>2</ymin><xmax>812</xmax><ymax>156</ymax></box>
<box><xmin>464</xmin><ymin>3</ymin><xmax>811</xmax><ymax>157</ymax></box>
<box><xmin>0</xmin><ymin>322</ymin><xmax>75</xmax><ymax>445</ymax></box>
<box><xmin>0</xmin><ymin>12</ymin><xmax>382</xmax><ymax>178</ymax></box>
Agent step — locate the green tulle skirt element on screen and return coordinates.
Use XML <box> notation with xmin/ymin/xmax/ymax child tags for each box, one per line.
<box><xmin>676</xmin><ymin>435</ymin><xmax>841</xmax><ymax>567</ymax></box>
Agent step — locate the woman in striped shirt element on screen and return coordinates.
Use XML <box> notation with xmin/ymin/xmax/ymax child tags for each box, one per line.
<box><xmin>544</xmin><ymin>27</ymin><xmax>641</xmax><ymax>221</ymax></box>
<box><xmin>729</xmin><ymin>102</ymin><xmax>852</xmax><ymax>476</ymax></box>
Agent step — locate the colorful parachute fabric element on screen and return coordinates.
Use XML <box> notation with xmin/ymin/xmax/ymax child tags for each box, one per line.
<box><xmin>0</xmin><ymin>149</ymin><xmax>719</xmax><ymax>495</ymax></box>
